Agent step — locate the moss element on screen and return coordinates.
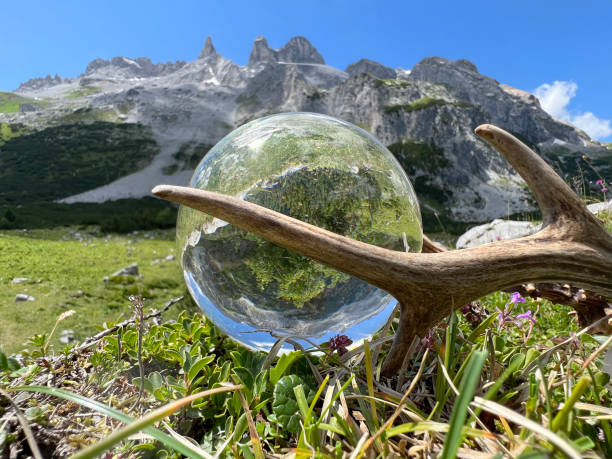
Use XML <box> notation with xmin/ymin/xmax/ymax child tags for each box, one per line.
<box><xmin>65</xmin><ymin>86</ymin><xmax>100</xmax><ymax>99</ymax></box>
<box><xmin>56</xmin><ymin>107</ymin><xmax>121</xmax><ymax>124</ymax></box>
<box><xmin>373</xmin><ymin>79</ymin><xmax>411</xmax><ymax>89</ymax></box>
<box><xmin>387</xmin><ymin>138</ymin><xmax>449</xmax><ymax>175</ymax></box>
<box><xmin>162</xmin><ymin>164</ymin><xmax>179</xmax><ymax>175</ymax></box>
<box><xmin>306</xmin><ymin>90</ymin><xmax>324</xmax><ymax>100</ymax></box>
<box><xmin>384</xmin><ymin>97</ymin><xmax>473</xmax><ymax>115</ymax></box>
<box><xmin>236</xmin><ymin>93</ymin><xmax>261</xmax><ymax>111</ymax></box>
<box><xmin>172</xmin><ymin>142</ymin><xmax>212</xmax><ymax>170</ymax></box>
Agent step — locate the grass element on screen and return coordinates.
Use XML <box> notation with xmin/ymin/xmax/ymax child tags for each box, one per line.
<box><xmin>0</xmin><ymin>91</ymin><xmax>42</xmax><ymax>113</ymax></box>
<box><xmin>0</xmin><ymin>122</ymin><xmax>27</xmax><ymax>144</ymax></box>
<box><xmin>0</xmin><ymin>213</ymin><xmax>610</xmax><ymax>457</ymax></box>
<box><xmin>0</xmin><ymin>227</ymin><xmax>186</xmax><ymax>354</ymax></box>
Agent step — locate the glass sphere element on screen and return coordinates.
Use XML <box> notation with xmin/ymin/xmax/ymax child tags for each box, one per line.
<box><xmin>177</xmin><ymin>112</ymin><xmax>422</xmax><ymax>351</ymax></box>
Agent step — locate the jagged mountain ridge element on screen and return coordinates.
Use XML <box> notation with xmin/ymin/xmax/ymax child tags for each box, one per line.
<box><xmin>3</xmin><ymin>35</ymin><xmax>610</xmax><ymax>226</ymax></box>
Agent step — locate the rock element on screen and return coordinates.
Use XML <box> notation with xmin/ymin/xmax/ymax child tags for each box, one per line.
<box><xmin>198</xmin><ymin>36</ymin><xmax>217</xmax><ymax>59</ymax></box>
<box><xmin>456</xmin><ymin>219</ymin><xmax>541</xmax><ymax>249</ymax></box>
<box><xmin>457</xmin><ymin>200</ymin><xmax>611</xmax><ymax>249</ymax></box>
<box><xmin>111</xmin><ymin>263</ymin><xmax>139</xmax><ymax>277</ymax></box>
<box><xmin>165</xmin><ymin>254</ymin><xmax>176</xmax><ymax>261</ymax></box>
<box><xmin>19</xmin><ymin>103</ymin><xmax>39</xmax><ymax>113</ymax></box>
<box><xmin>11</xmin><ymin>277</ymin><xmax>30</xmax><ymax>284</ymax></box>
<box><xmin>346</xmin><ymin>58</ymin><xmax>396</xmax><ymax>79</ymax></box>
<box><xmin>15</xmin><ymin>294</ymin><xmax>35</xmax><ymax>302</ymax></box>
<box><xmin>248</xmin><ymin>35</ymin><xmax>325</xmax><ymax>66</ymax></box>
<box><xmin>587</xmin><ymin>200</ymin><xmax>612</xmax><ymax>214</ymax></box>
<box><xmin>277</xmin><ymin>36</ymin><xmax>325</xmax><ymax>64</ymax></box>
<box><xmin>248</xmin><ymin>36</ymin><xmax>276</xmax><ymax>65</ymax></box>
<box><xmin>10</xmin><ymin>35</ymin><xmax>610</xmax><ymax>228</ymax></box>
<box><xmin>59</xmin><ymin>329</ymin><xmax>75</xmax><ymax>344</ymax></box>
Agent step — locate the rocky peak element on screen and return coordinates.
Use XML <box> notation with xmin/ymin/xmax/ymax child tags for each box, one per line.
<box><xmin>409</xmin><ymin>57</ymin><xmax>481</xmax><ymax>81</ymax></box>
<box><xmin>248</xmin><ymin>36</ymin><xmax>276</xmax><ymax>65</ymax></box>
<box><xmin>345</xmin><ymin>58</ymin><xmax>396</xmax><ymax>79</ymax></box>
<box><xmin>16</xmin><ymin>74</ymin><xmax>68</xmax><ymax>92</ymax></box>
<box><xmin>84</xmin><ymin>56</ymin><xmax>186</xmax><ymax>79</ymax></box>
<box><xmin>248</xmin><ymin>36</ymin><xmax>325</xmax><ymax>66</ymax></box>
<box><xmin>198</xmin><ymin>36</ymin><xmax>217</xmax><ymax>59</ymax></box>
<box><xmin>277</xmin><ymin>36</ymin><xmax>324</xmax><ymax>64</ymax></box>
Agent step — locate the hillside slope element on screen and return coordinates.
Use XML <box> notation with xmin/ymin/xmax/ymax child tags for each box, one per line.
<box><xmin>1</xmin><ymin>35</ymin><xmax>609</xmax><ymax>230</ymax></box>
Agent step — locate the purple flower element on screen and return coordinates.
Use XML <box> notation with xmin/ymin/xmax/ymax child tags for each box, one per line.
<box><xmin>329</xmin><ymin>334</ymin><xmax>353</xmax><ymax>355</ymax></box>
<box><xmin>516</xmin><ymin>310</ymin><xmax>536</xmax><ymax>324</ymax></box>
<box><xmin>595</xmin><ymin>179</ymin><xmax>609</xmax><ymax>193</ymax></box>
<box><xmin>511</xmin><ymin>292</ymin><xmax>526</xmax><ymax>304</ymax></box>
<box><xmin>515</xmin><ymin>308</ymin><xmax>538</xmax><ymax>342</ymax></box>
<box><xmin>507</xmin><ymin>292</ymin><xmax>526</xmax><ymax>308</ymax></box>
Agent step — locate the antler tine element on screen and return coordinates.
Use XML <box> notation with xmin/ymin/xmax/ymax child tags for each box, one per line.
<box><xmin>152</xmin><ymin>184</ymin><xmax>409</xmax><ymax>294</ymax></box>
<box><xmin>474</xmin><ymin>124</ymin><xmax>594</xmax><ymax>227</ymax></box>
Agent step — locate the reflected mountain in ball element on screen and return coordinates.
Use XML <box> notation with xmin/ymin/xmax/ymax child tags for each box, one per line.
<box><xmin>177</xmin><ymin>112</ymin><xmax>422</xmax><ymax>350</ymax></box>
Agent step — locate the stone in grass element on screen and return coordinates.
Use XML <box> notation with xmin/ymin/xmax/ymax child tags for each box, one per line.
<box><xmin>104</xmin><ymin>263</ymin><xmax>139</xmax><ymax>282</ymax></box>
<box><xmin>111</xmin><ymin>263</ymin><xmax>139</xmax><ymax>277</ymax></box>
<box><xmin>11</xmin><ymin>277</ymin><xmax>31</xmax><ymax>284</ymax></box>
<box><xmin>59</xmin><ymin>329</ymin><xmax>75</xmax><ymax>344</ymax></box>
<box><xmin>15</xmin><ymin>294</ymin><xmax>35</xmax><ymax>302</ymax></box>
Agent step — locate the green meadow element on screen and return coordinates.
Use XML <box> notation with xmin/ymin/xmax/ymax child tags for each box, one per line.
<box><xmin>0</xmin><ymin>227</ymin><xmax>187</xmax><ymax>354</ymax></box>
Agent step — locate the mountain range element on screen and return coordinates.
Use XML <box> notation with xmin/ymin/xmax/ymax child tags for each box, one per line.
<box><xmin>1</xmin><ymin>35</ymin><xmax>610</xmax><ymax>231</ymax></box>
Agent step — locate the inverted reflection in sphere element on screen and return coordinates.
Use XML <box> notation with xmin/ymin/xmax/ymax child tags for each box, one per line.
<box><xmin>177</xmin><ymin>112</ymin><xmax>422</xmax><ymax>351</ymax></box>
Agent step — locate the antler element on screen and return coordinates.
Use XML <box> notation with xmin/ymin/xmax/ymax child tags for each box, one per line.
<box><xmin>153</xmin><ymin>124</ymin><xmax>612</xmax><ymax>375</ymax></box>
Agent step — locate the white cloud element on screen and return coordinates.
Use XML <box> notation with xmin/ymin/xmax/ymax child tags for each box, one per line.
<box><xmin>533</xmin><ymin>80</ymin><xmax>612</xmax><ymax>140</ymax></box>
<box><xmin>571</xmin><ymin>112</ymin><xmax>612</xmax><ymax>140</ymax></box>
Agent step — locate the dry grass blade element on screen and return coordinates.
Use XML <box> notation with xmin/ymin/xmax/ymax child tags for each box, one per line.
<box><xmin>573</xmin><ymin>402</ymin><xmax>612</xmax><ymax>416</ymax></box>
<box><xmin>0</xmin><ymin>388</ymin><xmax>43</xmax><ymax>459</ymax></box>
<box><xmin>471</xmin><ymin>396</ymin><xmax>581</xmax><ymax>459</ymax></box>
<box><xmin>575</xmin><ymin>333</ymin><xmax>612</xmax><ymax>377</ymax></box>
<box><xmin>348</xmin><ymin>432</ymin><xmax>369</xmax><ymax>459</ymax></box>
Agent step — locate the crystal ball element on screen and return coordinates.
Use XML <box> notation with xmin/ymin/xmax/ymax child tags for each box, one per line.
<box><xmin>177</xmin><ymin>112</ymin><xmax>422</xmax><ymax>351</ymax></box>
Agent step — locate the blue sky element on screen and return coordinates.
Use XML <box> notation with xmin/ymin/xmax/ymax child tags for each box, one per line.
<box><xmin>2</xmin><ymin>0</ymin><xmax>611</xmax><ymax>140</ymax></box>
